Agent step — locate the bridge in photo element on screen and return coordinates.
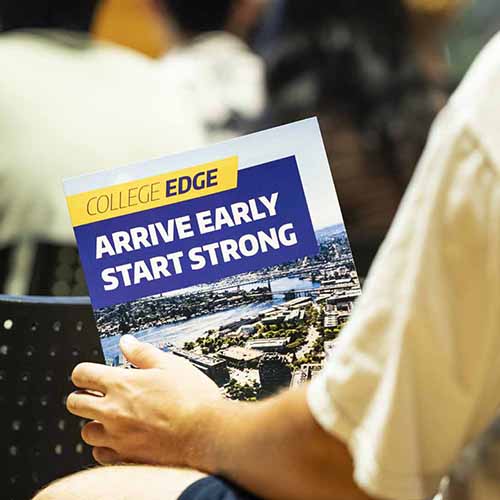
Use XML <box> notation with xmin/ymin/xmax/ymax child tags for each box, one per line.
<box><xmin>209</xmin><ymin>277</ymin><xmax>320</xmax><ymax>300</ymax></box>
<box><xmin>281</xmin><ymin>288</ymin><xmax>320</xmax><ymax>301</ymax></box>
<box><xmin>208</xmin><ymin>270</ymin><xmax>320</xmax><ymax>295</ymax></box>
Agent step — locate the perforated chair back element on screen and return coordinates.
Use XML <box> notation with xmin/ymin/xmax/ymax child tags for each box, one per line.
<box><xmin>0</xmin><ymin>295</ymin><xmax>103</xmax><ymax>500</ymax></box>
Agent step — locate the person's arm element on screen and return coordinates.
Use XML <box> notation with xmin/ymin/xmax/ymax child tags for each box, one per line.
<box><xmin>203</xmin><ymin>386</ymin><xmax>375</xmax><ymax>500</ymax></box>
<box><xmin>67</xmin><ymin>336</ymin><xmax>375</xmax><ymax>500</ymax></box>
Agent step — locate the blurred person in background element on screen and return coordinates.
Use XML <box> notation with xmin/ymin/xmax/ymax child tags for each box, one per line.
<box><xmin>0</xmin><ymin>0</ymin><xmax>206</xmax><ymax>295</ymax></box>
<box><xmin>159</xmin><ymin>0</ymin><xmax>269</xmax><ymax>142</ymax></box>
<box><xmin>262</xmin><ymin>0</ymin><xmax>456</xmax><ymax>276</ymax></box>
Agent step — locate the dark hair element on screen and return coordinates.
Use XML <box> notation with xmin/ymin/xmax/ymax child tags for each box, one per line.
<box><xmin>0</xmin><ymin>0</ymin><xmax>98</xmax><ymax>33</ymax></box>
<box><xmin>267</xmin><ymin>0</ymin><xmax>442</xmax><ymax>185</ymax></box>
<box><xmin>166</xmin><ymin>0</ymin><xmax>234</xmax><ymax>34</ymax></box>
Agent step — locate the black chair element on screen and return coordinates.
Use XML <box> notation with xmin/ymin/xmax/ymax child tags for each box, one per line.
<box><xmin>28</xmin><ymin>242</ymin><xmax>88</xmax><ymax>297</ymax></box>
<box><xmin>0</xmin><ymin>295</ymin><xmax>104</xmax><ymax>500</ymax></box>
<box><xmin>0</xmin><ymin>242</ymin><xmax>88</xmax><ymax>297</ymax></box>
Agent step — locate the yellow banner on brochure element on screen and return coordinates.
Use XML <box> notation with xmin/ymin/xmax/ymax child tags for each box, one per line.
<box><xmin>66</xmin><ymin>156</ymin><xmax>239</xmax><ymax>227</ymax></box>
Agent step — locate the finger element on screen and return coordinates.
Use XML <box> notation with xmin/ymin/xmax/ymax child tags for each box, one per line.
<box><xmin>72</xmin><ymin>363</ymin><xmax>115</xmax><ymax>393</ymax></box>
<box><xmin>66</xmin><ymin>390</ymin><xmax>104</xmax><ymax>420</ymax></box>
<box><xmin>120</xmin><ymin>335</ymin><xmax>170</xmax><ymax>369</ymax></box>
<box><xmin>92</xmin><ymin>447</ymin><xmax>121</xmax><ymax>465</ymax></box>
<box><xmin>81</xmin><ymin>421</ymin><xmax>113</xmax><ymax>448</ymax></box>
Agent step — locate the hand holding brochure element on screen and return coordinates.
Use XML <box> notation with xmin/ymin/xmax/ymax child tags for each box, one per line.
<box><xmin>64</xmin><ymin>118</ymin><xmax>361</xmax><ymax>400</ymax></box>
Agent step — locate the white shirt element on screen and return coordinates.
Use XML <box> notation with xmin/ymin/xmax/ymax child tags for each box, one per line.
<box><xmin>308</xmin><ymin>32</ymin><xmax>500</xmax><ymax>500</ymax></box>
<box><xmin>0</xmin><ymin>30</ymin><xmax>206</xmax><ymax>292</ymax></box>
<box><xmin>161</xmin><ymin>32</ymin><xmax>266</xmax><ymax>142</ymax></box>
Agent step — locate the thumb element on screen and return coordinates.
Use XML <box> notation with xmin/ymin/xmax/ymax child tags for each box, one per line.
<box><xmin>120</xmin><ymin>335</ymin><xmax>168</xmax><ymax>369</ymax></box>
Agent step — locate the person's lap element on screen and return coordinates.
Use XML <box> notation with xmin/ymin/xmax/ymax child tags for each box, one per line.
<box><xmin>33</xmin><ymin>465</ymin><xmax>206</xmax><ymax>500</ymax></box>
<box><xmin>33</xmin><ymin>465</ymin><xmax>259</xmax><ymax>500</ymax></box>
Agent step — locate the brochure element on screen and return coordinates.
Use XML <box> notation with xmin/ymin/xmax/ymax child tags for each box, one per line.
<box><xmin>64</xmin><ymin>118</ymin><xmax>361</xmax><ymax>400</ymax></box>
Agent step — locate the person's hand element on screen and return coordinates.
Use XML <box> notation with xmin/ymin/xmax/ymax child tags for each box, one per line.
<box><xmin>67</xmin><ymin>335</ymin><xmax>223</xmax><ymax>469</ymax></box>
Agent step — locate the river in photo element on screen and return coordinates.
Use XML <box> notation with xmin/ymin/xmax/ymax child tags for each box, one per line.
<box><xmin>101</xmin><ymin>277</ymin><xmax>320</xmax><ymax>360</ymax></box>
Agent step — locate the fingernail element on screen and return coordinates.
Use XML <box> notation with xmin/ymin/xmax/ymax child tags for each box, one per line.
<box><xmin>121</xmin><ymin>335</ymin><xmax>139</xmax><ymax>348</ymax></box>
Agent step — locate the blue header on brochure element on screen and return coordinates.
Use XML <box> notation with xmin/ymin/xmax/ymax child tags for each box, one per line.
<box><xmin>74</xmin><ymin>156</ymin><xmax>319</xmax><ymax>309</ymax></box>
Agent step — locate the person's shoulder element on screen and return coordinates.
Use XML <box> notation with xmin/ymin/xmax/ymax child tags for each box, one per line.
<box><xmin>0</xmin><ymin>29</ymin><xmax>161</xmax><ymax>101</ymax></box>
<box><xmin>0</xmin><ymin>32</ymin><xmax>51</xmax><ymax>110</ymax></box>
<box><xmin>0</xmin><ymin>30</ymin><xmax>99</xmax><ymax>75</ymax></box>
<box><xmin>0</xmin><ymin>30</ymin><xmax>152</xmax><ymax>68</ymax></box>
<box><xmin>0</xmin><ymin>31</ymin><xmax>45</xmax><ymax>63</ymax></box>
<box><xmin>450</xmin><ymin>31</ymin><xmax>500</xmax><ymax>170</ymax></box>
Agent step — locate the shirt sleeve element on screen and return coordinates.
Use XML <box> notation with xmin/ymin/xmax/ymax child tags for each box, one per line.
<box><xmin>308</xmin><ymin>111</ymin><xmax>500</xmax><ymax>500</ymax></box>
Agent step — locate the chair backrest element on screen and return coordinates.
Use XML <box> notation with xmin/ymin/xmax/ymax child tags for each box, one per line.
<box><xmin>28</xmin><ymin>242</ymin><xmax>88</xmax><ymax>297</ymax></box>
<box><xmin>0</xmin><ymin>294</ymin><xmax>103</xmax><ymax>500</ymax></box>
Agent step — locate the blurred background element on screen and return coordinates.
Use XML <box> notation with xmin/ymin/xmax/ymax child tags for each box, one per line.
<box><xmin>0</xmin><ymin>0</ymin><xmax>499</xmax><ymax>296</ymax></box>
